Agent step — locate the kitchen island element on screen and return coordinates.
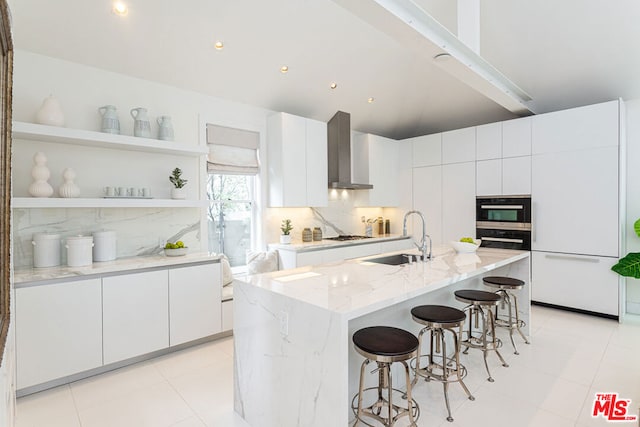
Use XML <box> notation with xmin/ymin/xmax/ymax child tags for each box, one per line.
<box><xmin>233</xmin><ymin>246</ymin><xmax>530</xmax><ymax>426</ymax></box>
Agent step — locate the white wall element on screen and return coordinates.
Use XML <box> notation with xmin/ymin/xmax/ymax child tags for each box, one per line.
<box><xmin>625</xmin><ymin>98</ymin><xmax>640</xmax><ymax>313</ymax></box>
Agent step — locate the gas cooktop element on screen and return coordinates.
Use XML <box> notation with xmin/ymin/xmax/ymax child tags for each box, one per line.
<box><xmin>324</xmin><ymin>235</ymin><xmax>372</xmax><ymax>241</ymax></box>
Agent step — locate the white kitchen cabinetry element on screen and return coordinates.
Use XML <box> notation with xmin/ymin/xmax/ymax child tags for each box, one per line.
<box><xmin>354</xmin><ymin>134</ymin><xmax>400</xmax><ymax>207</ymax></box>
<box><xmin>16</xmin><ymin>279</ymin><xmax>102</xmax><ymax>389</ymax></box>
<box><xmin>442</xmin><ymin>127</ymin><xmax>475</xmax><ymax>164</ymax></box>
<box><xmin>476</xmin><ymin>122</ymin><xmax>502</xmax><ymax>160</ymax></box>
<box><xmin>532</xmin><ymin>146</ymin><xmax>618</xmax><ymax>257</ymax></box>
<box><xmin>532</xmin><ymin>100</ymin><xmax>619</xmax><ymax>154</ymax></box>
<box><xmin>103</xmin><ymin>270</ymin><xmax>169</xmax><ymax>364</ymax></box>
<box><xmin>412</xmin><ymin>165</ymin><xmax>443</xmax><ymax>244</ymax></box>
<box><xmin>532</xmin><ymin>252</ymin><xmax>619</xmax><ymax>316</ymax></box>
<box><xmin>502</xmin><ymin>117</ymin><xmax>531</xmax><ymax>158</ymax></box>
<box><xmin>477</xmin><ymin>156</ymin><xmax>531</xmax><ymax>196</ymax></box>
<box><xmin>222</xmin><ymin>300</ymin><xmax>233</xmax><ymax>332</ymax></box>
<box><xmin>442</xmin><ymin>162</ymin><xmax>476</xmax><ymax>242</ymax></box>
<box><xmin>169</xmin><ymin>263</ymin><xmax>222</xmax><ymax>346</ymax></box>
<box><xmin>267</xmin><ymin>113</ymin><xmax>328</xmax><ymax>207</ymax></box>
<box><xmin>410</xmin><ymin>133</ymin><xmax>442</xmax><ymax>167</ymax></box>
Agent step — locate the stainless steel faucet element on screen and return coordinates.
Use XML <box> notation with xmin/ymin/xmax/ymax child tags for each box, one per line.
<box><xmin>402</xmin><ymin>210</ymin><xmax>432</xmax><ymax>261</ymax></box>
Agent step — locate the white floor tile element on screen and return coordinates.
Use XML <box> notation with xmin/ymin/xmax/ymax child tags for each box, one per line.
<box><xmin>15</xmin><ymin>385</ymin><xmax>80</xmax><ymax>427</ymax></box>
<box><xmin>169</xmin><ymin>416</ymin><xmax>207</xmax><ymax>427</ymax></box>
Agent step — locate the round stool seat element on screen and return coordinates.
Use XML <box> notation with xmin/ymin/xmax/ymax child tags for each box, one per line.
<box><xmin>483</xmin><ymin>276</ymin><xmax>525</xmax><ymax>289</ymax></box>
<box><xmin>353</xmin><ymin>326</ymin><xmax>418</xmax><ymax>359</ymax></box>
<box><xmin>411</xmin><ymin>305</ymin><xmax>466</xmax><ymax>324</ymax></box>
<box><xmin>455</xmin><ymin>289</ymin><xmax>501</xmax><ymax>304</ymax></box>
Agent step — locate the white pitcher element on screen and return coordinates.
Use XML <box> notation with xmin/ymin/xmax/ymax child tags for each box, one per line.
<box><xmin>157</xmin><ymin>115</ymin><xmax>174</xmax><ymax>141</ymax></box>
<box><xmin>130</xmin><ymin>107</ymin><xmax>151</xmax><ymax>138</ymax></box>
<box><xmin>98</xmin><ymin>105</ymin><xmax>120</xmax><ymax>134</ymax></box>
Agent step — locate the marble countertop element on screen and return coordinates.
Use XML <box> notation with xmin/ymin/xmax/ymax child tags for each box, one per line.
<box><xmin>238</xmin><ymin>245</ymin><xmax>529</xmax><ymax>320</ymax></box>
<box><xmin>14</xmin><ymin>252</ymin><xmax>222</xmax><ymax>285</ymax></box>
<box><xmin>267</xmin><ymin>234</ymin><xmax>411</xmax><ymax>252</ymax></box>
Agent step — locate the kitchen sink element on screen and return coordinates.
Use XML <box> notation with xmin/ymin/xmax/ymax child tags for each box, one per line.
<box><xmin>365</xmin><ymin>253</ymin><xmax>423</xmax><ymax>265</ymax></box>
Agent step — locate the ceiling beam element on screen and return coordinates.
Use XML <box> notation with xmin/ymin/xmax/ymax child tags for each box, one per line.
<box><xmin>331</xmin><ymin>0</ymin><xmax>535</xmax><ymax>115</ymax></box>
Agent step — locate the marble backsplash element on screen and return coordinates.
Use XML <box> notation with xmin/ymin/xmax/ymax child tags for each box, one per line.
<box><xmin>13</xmin><ymin>207</ymin><xmax>202</xmax><ymax>268</ymax></box>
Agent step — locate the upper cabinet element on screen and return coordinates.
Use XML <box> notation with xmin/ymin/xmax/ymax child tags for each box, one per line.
<box><xmin>409</xmin><ymin>133</ymin><xmax>442</xmax><ymax>167</ymax></box>
<box><xmin>267</xmin><ymin>113</ymin><xmax>328</xmax><ymax>207</ymax></box>
<box><xmin>442</xmin><ymin>127</ymin><xmax>475</xmax><ymax>164</ymax></box>
<box><xmin>532</xmin><ymin>100</ymin><xmax>619</xmax><ymax>154</ymax></box>
<box><xmin>502</xmin><ymin>117</ymin><xmax>532</xmax><ymax>158</ymax></box>
<box><xmin>353</xmin><ymin>133</ymin><xmax>400</xmax><ymax>207</ymax></box>
<box><xmin>475</xmin><ymin>123</ymin><xmax>502</xmax><ymax>161</ymax></box>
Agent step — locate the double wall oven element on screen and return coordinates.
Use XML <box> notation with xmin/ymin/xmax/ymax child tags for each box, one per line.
<box><xmin>476</xmin><ymin>195</ymin><xmax>531</xmax><ymax>250</ymax></box>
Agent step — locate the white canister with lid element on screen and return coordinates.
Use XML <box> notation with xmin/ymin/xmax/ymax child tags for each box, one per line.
<box><xmin>32</xmin><ymin>232</ymin><xmax>61</xmax><ymax>268</ymax></box>
<box><xmin>66</xmin><ymin>236</ymin><xmax>94</xmax><ymax>267</ymax></box>
<box><xmin>92</xmin><ymin>230</ymin><xmax>117</xmax><ymax>262</ymax></box>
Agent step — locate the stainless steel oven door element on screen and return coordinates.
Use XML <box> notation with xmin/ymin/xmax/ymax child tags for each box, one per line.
<box><xmin>476</xmin><ymin>196</ymin><xmax>531</xmax><ymax>224</ymax></box>
<box><xmin>476</xmin><ymin>227</ymin><xmax>531</xmax><ymax>250</ymax></box>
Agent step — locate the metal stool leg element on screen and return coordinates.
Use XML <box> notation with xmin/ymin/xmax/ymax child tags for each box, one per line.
<box><xmin>354</xmin><ymin>359</ymin><xmax>369</xmax><ymax>426</ymax></box>
<box><xmin>488</xmin><ymin>306</ymin><xmax>508</xmax><ymax>368</ymax></box>
<box><xmin>511</xmin><ymin>292</ymin><xmax>530</xmax><ymax>346</ymax></box>
<box><xmin>401</xmin><ymin>360</ymin><xmax>418</xmax><ymax>427</ymax></box>
<box><xmin>454</xmin><ymin>323</ymin><xmax>474</xmax><ymax>401</ymax></box>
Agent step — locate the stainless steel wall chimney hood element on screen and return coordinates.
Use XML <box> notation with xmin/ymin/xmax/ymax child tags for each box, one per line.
<box><xmin>327</xmin><ymin>111</ymin><xmax>373</xmax><ymax>190</ymax></box>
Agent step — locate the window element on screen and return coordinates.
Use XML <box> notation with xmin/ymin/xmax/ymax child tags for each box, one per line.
<box><xmin>207</xmin><ymin>174</ymin><xmax>255</xmax><ymax>267</ymax></box>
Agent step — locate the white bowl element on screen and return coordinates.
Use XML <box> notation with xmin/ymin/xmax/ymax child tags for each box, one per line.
<box><xmin>450</xmin><ymin>240</ymin><xmax>481</xmax><ymax>253</ymax></box>
<box><xmin>164</xmin><ymin>247</ymin><xmax>188</xmax><ymax>257</ymax></box>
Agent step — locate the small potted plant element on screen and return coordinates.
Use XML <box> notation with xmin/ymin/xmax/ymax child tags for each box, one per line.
<box><xmin>169</xmin><ymin>167</ymin><xmax>188</xmax><ymax>199</ymax></box>
<box><xmin>280</xmin><ymin>219</ymin><xmax>293</xmax><ymax>244</ymax></box>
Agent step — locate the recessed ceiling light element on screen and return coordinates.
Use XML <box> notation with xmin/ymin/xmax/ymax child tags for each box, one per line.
<box><xmin>367</xmin><ymin>97</ymin><xmax>375</xmax><ymax>103</ymax></box>
<box><xmin>330</xmin><ymin>82</ymin><xmax>337</xmax><ymax>89</ymax></box>
<box><xmin>280</xmin><ymin>66</ymin><xmax>289</xmax><ymax>73</ymax></box>
<box><xmin>214</xmin><ymin>41</ymin><xmax>224</xmax><ymax>50</ymax></box>
<box><xmin>433</xmin><ymin>53</ymin><xmax>452</xmax><ymax>63</ymax></box>
<box><xmin>112</xmin><ymin>1</ymin><xmax>128</xmax><ymax>16</ymax></box>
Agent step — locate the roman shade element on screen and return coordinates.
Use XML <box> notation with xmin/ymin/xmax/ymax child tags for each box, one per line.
<box><xmin>206</xmin><ymin>124</ymin><xmax>259</xmax><ymax>174</ymax></box>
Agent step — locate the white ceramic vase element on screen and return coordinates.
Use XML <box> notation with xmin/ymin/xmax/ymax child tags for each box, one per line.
<box><xmin>171</xmin><ymin>187</ymin><xmax>186</xmax><ymax>199</ymax></box>
<box><xmin>35</xmin><ymin>95</ymin><xmax>65</xmax><ymax>127</ymax></box>
<box><xmin>28</xmin><ymin>152</ymin><xmax>54</xmax><ymax>197</ymax></box>
<box><xmin>58</xmin><ymin>168</ymin><xmax>81</xmax><ymax>198</ymax></box>
<box><xmin>280</xmin><ymin>235</ymin><xmax>292</xmax><ymax>244</ymax></box>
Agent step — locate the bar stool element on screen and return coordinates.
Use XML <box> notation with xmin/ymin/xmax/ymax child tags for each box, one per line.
<box><xmin>454</xmin><ymin>289</ymin><xmax>509</xmax><ymax>382</ymax></box>
<box><xmin>352</xmin><ymin>326</ymin><xmax>420</xmax><ymax>427</ymax></box>
<box><xmin>482</xmin><ymin>276</ymin><xmax>530</xmax><ymax>355</ymax></box>
<box><xmin>409</xmin><ymin>305</ymin><xmax>474</xmax><ymax>422</ymax></box>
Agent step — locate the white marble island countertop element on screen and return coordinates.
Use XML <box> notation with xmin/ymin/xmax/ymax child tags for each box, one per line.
<box><xmin>14</xmin><ymin>252</ymin><xmax>222</xmax><ymax>286</ymax></box>
<box><xmin>240</xmin><ymin>245</ymin><xmax>529</xmax><ymax>320</ymax></box>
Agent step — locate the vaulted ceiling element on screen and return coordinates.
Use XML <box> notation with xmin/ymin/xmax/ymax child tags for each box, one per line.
<box><xmin>8</xmin><ymin>0</ymin><xmax>640</xmax><ymax>139</ymax></box>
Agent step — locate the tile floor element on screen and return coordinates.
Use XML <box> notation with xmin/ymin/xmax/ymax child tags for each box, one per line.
<box><xmin>15</xmin><ymin>306</ymin><xmax>640</xmax><ymax>427</ymax></box>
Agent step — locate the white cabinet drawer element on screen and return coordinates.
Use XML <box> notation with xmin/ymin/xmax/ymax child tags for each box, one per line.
<box><xmin>532</xmin><ymin>251</ymin><xmax>619</xmax><ymax>316</ymax></box>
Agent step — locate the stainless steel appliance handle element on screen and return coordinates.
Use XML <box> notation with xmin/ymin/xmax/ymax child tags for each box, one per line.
<box><xmin>544</xmin><ymin>254</ymin><xmax>600</xmax><ymax>263</ymax></box>
<box><xmin>480</xmin><ymin>205</ymin><xmax>524</xmax><ymax>209</ymax></box>
<box><xmin>481</xmin><ymin>237</ymin><xmax>524</xmax><ymax>244</ymax></box>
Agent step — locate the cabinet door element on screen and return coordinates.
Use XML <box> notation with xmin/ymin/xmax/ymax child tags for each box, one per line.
<box><xmin>532</xmin><ymin>146</ymin><xmax>618</xmax><ymax>256</ymax></box>
<box><xmin>16</xmin><ymin>279</ymin><xmax>102</xmax><ymax>389</ymax></box>
<box><xmin>442</xmin><ymin>127</ymin><xmax>475</xmax><ymax>164</ymax></box>
<box><xmin>502</xmin><ymin>117</ymin><xmax>531</xmax><ymax>158</ymax></box>
<box><xmin>355</xmin><ymin>134</ymin><xmax>400</xmax><ymax>207</ymax></box>
<box><xmin>267</xmin><ymin>113</ymin><xmax>307</xmax><ymax>207</ymax></box>
<box><xmin>502</xmin><ymin>156</ymin><xmax>531</xmax><ymax>195</ymax></box>
<box><xmin>532</xmin><ymin>251</ymin><xmax>619</xmax><ymax>316</ymax></box>
<box><xmin>411</xmin><ymin>133</ymin><xmax>442</xmax><ymax>167</ymax></box>
<box><xmin>476</xmin><ymin>123</ymin><xmax>502</xmax><ymax>160</ymax></box>
<box><xmin>305</xmin><ymin>118</ymin><xmax>328</xmax><ymax>207</ymax></box>
<box><xmin>476</xmin><ymin>159</ymin><xmax>501</xmax><ymax>196</ymax></box>
<box><xmin>103</xmin><ymin>270</ymin><xmax>169</xmax><ymax>364</ymax></box>
<box><xmin>222</xmin><ymin>300</ymin><xmax>233</xmax><ymax>332</ymax></box>
<box><xmin>413</xmin><ymin>166</ymin><xmax>443</xmax><ymax>244</ymax></box>
<box><xmin>532</xmin><ymin>100</ymin><xmax>619</xmax><ymax>154</ymax></box>
<box><xmin>169</xmin><ymin>263</ymin><xmax>222</xmax><ymax>346</ymax></box>
<box><xmin>442</xmin><ymin>162</ymin><xmax>476</xmax><ymax>242</ymax></box>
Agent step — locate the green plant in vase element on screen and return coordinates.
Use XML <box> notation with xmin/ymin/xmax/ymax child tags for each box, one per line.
<box><xmin>169</xmin><ymin>167</ymin><xmax>188</xmax><ymax>199</ymax></box>
<box><xmin>280</xmin><ymin>219</ymin><xmax>293</xmax><ymax>244</ymax></box>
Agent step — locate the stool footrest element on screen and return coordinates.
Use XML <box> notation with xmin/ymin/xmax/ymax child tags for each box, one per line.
<box><xmin>351</xmin><ymin>387</ymin><xmax>420</xmax><ymax>427</ymax></box>
<box><xmin>411</xmin><ymin>355</ymin><xmax>469</xmax><ymax>384</ymax></box>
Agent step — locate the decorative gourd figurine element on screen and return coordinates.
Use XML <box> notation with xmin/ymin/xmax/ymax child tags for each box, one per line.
<box><xmin>35</xmin><ymin>95</ymin><xmax>65</xmax><ymax>127</ymax></box>
<box><xmin>58</xmin><ymin>168</ymin><xmax>80</xmax><ymax>198</ymax></box>
<box><xmin>28</xmin><ymin>152</ymin><xmax>54</xmax><ymax>197</ymax></box>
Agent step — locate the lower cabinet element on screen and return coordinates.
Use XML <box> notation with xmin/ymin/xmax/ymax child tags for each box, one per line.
<box><xmin>169</xmin><ymin>263</ymin><xmax>222</xmax><ymax>346</ymax></box>
<box><xmin>103</xmin><ymin>270</ymin><xmax>170</xmax><ymax>364</ymax></box>
<box><xmin>531</xmin><ymin>251</ymin><xmax>619</xmax><ymax>316</ymax></box>
<box><xmin>16</xmin><ymin>278</ymin><xmax>102</xmax><ymax>389</ymax></box>
<box><xmin>222</xmin><ymin>299</ymin><xmax>233</xmax><ymax>332</ymax></box>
